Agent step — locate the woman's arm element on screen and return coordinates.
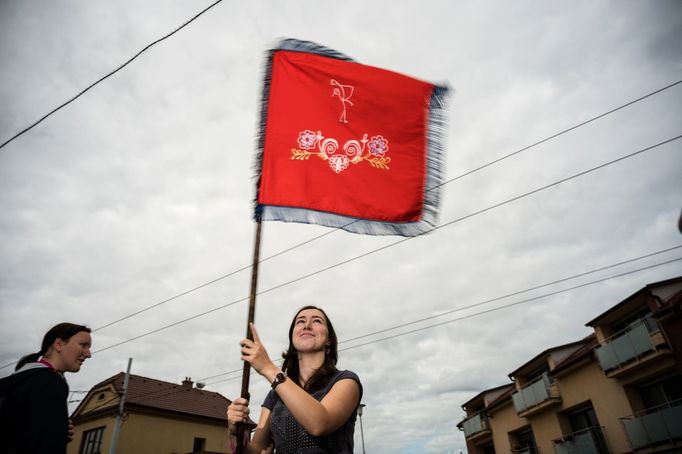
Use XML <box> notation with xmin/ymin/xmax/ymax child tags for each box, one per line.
<box><xmin>241</xmin><ymin>324</ymin><xmax>361</xmax><ymax>437</ymax></box>
<box><xmin>272</xmin><ymin>375</ymin><xmax>361</xmax><ymax>436</ymax></box>
<box><xmin>226</xmin><ymin>398</ymin><xmax>273</xmax><ymax>454</ymax></box>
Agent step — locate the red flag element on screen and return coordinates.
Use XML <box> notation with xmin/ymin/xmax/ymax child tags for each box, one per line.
<box><xmin>255</xmin><ymin>39</ymin><xmax>449</xmax><ymax>236</ymax></box>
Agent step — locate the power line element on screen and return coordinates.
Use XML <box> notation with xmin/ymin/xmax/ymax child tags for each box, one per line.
<box><xmin>77</xmin><ymin>396</ymin><xmax>120</xmax><ymax>416</ymax></box>
<box><xmin>86</xmin><ymin>135</ymin><xmax>680</xmax><ymax>355</ymax></box>
<box><xmin>57</xmin><ymin>255</ymin><xmax>681</xmax><ymax>406</ymax></box>
<box><xmin>88</xmin><ymin>81</ymin><xmax>682</xmax><ymax>334</ymax></box>
<box><xmin>0</xmin><ymin>0</ymin><xmax>224</xmax><ymax>151</ymax></box>
<box><xmin>196</xmin><ymin>245</ymin><xmax>681</xmax><ymax>382</ymax></box>
<box><xmin>338</xmin><ymin>246</ymin><xmax>682</xmax><ymax>345</ymax></box>
<box><xmin>337</xmin><ymin>257</ymin><xmax>682</xmax><ymax>352</ymax></box>
<box><xmin>0</xmin><ymin>134</ymin><xmax>677</xmax><ymax>370</ymax></box>
<box><xmin>202</xmin><ymin>256</ymin><xmax>682</xmax><ymax>386</ymax></box>
<box><xmin>92</xmin><ymin>227</ymin><xmax>338</xmax><ymax>332</ymax></box>
<box><xmin>437</xmin><ymin>79</ymin><xmax>682</xmax><ymax>185</ymax></box>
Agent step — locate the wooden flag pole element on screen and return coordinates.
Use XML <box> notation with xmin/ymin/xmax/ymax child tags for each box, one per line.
<box><xmin>236</xmin><ymin>218</ymin><xmax>263</xmax><ymax>454</ymax></box>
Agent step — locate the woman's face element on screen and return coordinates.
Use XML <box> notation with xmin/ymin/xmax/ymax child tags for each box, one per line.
<box><xmin>292</xmin><ymin>308</ymin><xmax>330</xmax><ymax>353</ymax></box>
<box><xmin>56</xmin><ymin>331</ymin><xmax>92</xmax><ymax>372</ymax></box>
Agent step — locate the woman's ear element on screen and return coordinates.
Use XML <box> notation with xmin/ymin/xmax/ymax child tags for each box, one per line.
<box><xmin>53</xmin><ymin>338</ymin><xmax>66</xmax><ymax>353</ymax></box>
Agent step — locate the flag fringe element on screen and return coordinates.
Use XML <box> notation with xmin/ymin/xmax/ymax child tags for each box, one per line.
<box><xmin>254</xmin><ymin>38</ymin><xmax>450</xmax><ymax>237</ymax></box>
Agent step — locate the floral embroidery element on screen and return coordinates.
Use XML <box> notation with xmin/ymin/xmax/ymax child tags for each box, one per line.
<box><xmin>288</xmin><ymin>78</ymin><xmax>391</xmax><ymax>173</ymax></box>
<box><xmin>328</xmin><ymin>155</ymin><xmax>350</xmax><ymax>174</ymax></box>
<box><xmin>368</xmin><ymin>135</ymin><xmax>389</xmax><ymax>157</ymax></box>
<box><xmin>291</xmin><ymin>131</ymin><xmax>391</xmax><ymax>173</ymax></box>
<box><xmin>297</xmin><ymin>130</ymin><xmax>318</xmax><ymax>150</ymax></box>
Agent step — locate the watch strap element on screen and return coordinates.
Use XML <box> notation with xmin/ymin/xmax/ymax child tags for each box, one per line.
<box><xmin>271</xmin><ymin>372</ymin><xmax>286</xmax><ymax>389</ymax></box>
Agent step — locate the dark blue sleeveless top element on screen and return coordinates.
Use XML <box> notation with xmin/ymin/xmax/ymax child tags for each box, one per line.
<box><xmin>262</xmin><ymin>370</ymin><xmax>363</xmax><ymax>453</ymax></box>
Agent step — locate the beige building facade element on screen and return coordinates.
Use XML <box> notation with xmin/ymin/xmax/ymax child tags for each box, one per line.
<box><xmin>69</xmin><ymin>374</ymin><xmax>234</xmax><ymax>454</ymax></box>
<box><xmin>458</xmin><ymin>276</ymin><xmax>682</xmax><ymax>454</ymax></box>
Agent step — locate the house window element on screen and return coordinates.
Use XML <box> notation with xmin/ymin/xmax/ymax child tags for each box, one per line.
<box><xmin>637</xmin><ymin>373</ymin><xmax>682</xmax><ymax>408</ymax></box>
<box><xmin>481</xmin><ymin>442</ymin><xmax>495</xmax><ymax>454</ymax></box>
<box><xmin>193</xmin><ymin>437</ymin><xmax>206</xmax><ymax>452</ymax></box>
<box><xmin>525</xmin><ymin>366</ymin><xmax>549</xmax><ymax>382</ymax></box>
<box><xmin>80</xmin><ymin>426</ymin><xmax>105</xmax><ymax>454</ymax></box>
<box><xmin>611</xmin><ymin>309</ymin><xmax>654</xmax><ymax>334</ymax></box>
<box><xmin>509</xmin><ymin>426</ymin><xmax>537</xmax><ymax>453</ymax></box>
<box><xmin>565</xmin><ymin>403</ymin><xmax>608</xmax><ymax>452</ymax></box>
<box><xmin>567</xmin><ymin>404</ymin><xmax>599</xmax><ymax>431</ymax></box>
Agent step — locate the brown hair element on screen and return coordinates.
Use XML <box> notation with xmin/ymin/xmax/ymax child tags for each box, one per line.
<box><xmin>16</xmin><ymin>323</ymin><xmax>91</xmax><ymax>371</ymax></box>
<box><xmin>281</xmin><ymin>306</ymin><xmax>338</xmax><ymax>393</ymax></box>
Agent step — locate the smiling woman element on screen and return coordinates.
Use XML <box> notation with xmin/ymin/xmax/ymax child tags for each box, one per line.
<box><xmin>227</xmin><ymin>306</ymin><xmax>362</xmax><ymax>453</ymax></box>
<box><xmin>0</xmin><ymin>323</ymin><xmax>92</xmax><ymax>454</ymax></box>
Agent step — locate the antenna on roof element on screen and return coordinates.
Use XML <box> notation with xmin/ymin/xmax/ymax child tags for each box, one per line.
<box><xmin>110</xmin><ymin>358</ymin><xmax>133</xmax><ymax>454</ymax></box>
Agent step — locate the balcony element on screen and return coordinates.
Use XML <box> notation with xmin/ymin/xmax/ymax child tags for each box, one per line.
<box><xmin>511</xmin><ymin>372</ymin><xmax>561</xmax><ymax>417</ymax></box>
<box><xmin>594</xmin><ymin>318</ymin><xmax>669</xmax><ymax>377</ymax></box>
<box><xmin>621</xmin><ymin>399</ymin><xmax>682</xmax><ymax>450</ymax></box>
<box><xmin>461</xmin><ymin>412</ymin><xmax>491</xmax><ymax>441</ymax></box>
<box><xmin>553</xmin><ymin>426</ymin><xmax>609</xmax><ymax>454</ymax></box>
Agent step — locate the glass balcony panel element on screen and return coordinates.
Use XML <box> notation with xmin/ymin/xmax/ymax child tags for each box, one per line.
<box><xmin>642</xmin><ymin>410</ymin><xmax>669</xmax><ymax>444</ymax></box>
<box><xmin>623</xmin><ymin>417</ymin><xmax>648</xmax><ymax>449</ymax></box>
<box><xmin>554</xmin><ymin>428</ymin><xmax>605</xmax><ymax>454</ymax></box>
<box><xmin>611</xmin><ymin>331</ymin><xmax>637</xmax><ymax>363</ymax></box>
<box><xmin>529</xmin><ymin>376</ymin><xmax>549</xmax><ymax>404</ymax></box>
<box><xmin>462</xmin><ymin>413</ymin><xmax>484</xmax><ymax>437</ymax></box>
<box><xmin>512</xmin><ymin>373</ymin><xmax>554</xmax><ymax>413</ymax></box>
<box><xmin>665</xmin><ymin>405</ymin><xmax>682</xmax><ymax>438</ymax></box>
<box><xmin>623</xmin><ymin>403</ymin><xmax>682</xmax><ymax>449</ymax></box>
<box><xmin>596</xmin><ymin>322</ymin><xmax>655</xmax><ymax>371</ymax></box>
<box><xmin>594</xmin><ymin>343</ymin><xmax>618</xmax><ymax>371</ymax></box>
<box><xmin>522</xmin><ymin>385</ymin><xmax>538</xmax><ymax>408</ymax></box>
<box><xmin>554</xmin><ymin>432</ymin><xmax>599</xmax><ymax>454</ymax></box>
<box><xmin>628</xmin><ymin>322</ymin><xmax>655</xmax><ymax>355</ymax></box>
<box><xmin>512</xmin><ymin>392</ymin><xmax>526</xmax><ymax>413</ymax></box>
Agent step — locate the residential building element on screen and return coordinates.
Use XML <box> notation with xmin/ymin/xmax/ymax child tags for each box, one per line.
<box><xmin>69</xmin><ymin>373</ymin><xmax>235</xmax><ymax>454</ymax></box>
<box><xmin>457</xmin><ymin>276</ymin><xmax>682</xmax><ymax>453</ymax></box>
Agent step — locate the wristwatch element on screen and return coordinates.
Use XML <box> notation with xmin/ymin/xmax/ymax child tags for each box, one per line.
<box><xmin>271</xmin><ymin>372</ymin><xmax>286</xmax><ymax>389</ymax></box>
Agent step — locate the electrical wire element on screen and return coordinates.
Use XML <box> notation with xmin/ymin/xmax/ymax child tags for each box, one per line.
<box><xmin>0</xmin><ymin>134</ymin><xmax>677</xmax><ymax>372</ymax></box>
<box><xmin>202</xmin><ymin>255</ymin><xmax>682</xmax><ymax>386</ymax></box>
<box><xmin>0</xmin><ymin>5</ymin><xmax>677</xmax><ymax>409</ymax></box>
<box><xmin>337</xmin><ymin>257</ymin><xmax>682</xmax><ymax>353</ymax></box>
<box><xmin>195</xmin><ymin>244</ymin><xmax>680</xmax><ymax>382</ymax></box>
<box><xmin>87</xmin><ymin>81</ymin><xmax>682</xmax><ymax>333</ymax></box>
<box><xmin>0</xmin><ymin>0</ymin><xmax>224</xmax><ymax>151</ymax></box>
<box><xmin>62</xmin><ymin>253</ymin><xmax>682</xmax><ymax>406</ymax></box>
<box><xmin>84</xmin><ymin>134</ymin><xmax>682</xmax><ymax>355</ymax></box>
<box><xmin>92</xmin><ymin>228</ymin><xmax>338</xmax><ymax>332</ymax></box>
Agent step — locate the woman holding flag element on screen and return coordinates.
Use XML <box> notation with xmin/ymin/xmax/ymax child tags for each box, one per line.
<box><xmin>227</xmin><ymin>306</ymin><xmax>362</xmax><ymax>453</ymax></box>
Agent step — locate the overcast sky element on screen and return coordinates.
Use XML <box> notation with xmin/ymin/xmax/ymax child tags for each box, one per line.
<box><xmin>1</xmin><ymin>1</ymin><xmax>681</xmax><ymax>453</ymax></box>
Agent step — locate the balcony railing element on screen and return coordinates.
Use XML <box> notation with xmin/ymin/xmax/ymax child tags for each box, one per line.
<box><xmin>553</xmin><ymin>426</ymin><xmax>609</xmax><ymax>454</ymax></box>
<box><xmin>512</xmin><ymin>372</ymin><xmax>558</xmax><ymax>414</ymax></box>
<box><xmin>594</xmin><ymin>317</ymin><xmax>664</xmax><ymax>372</ymax></box>
<box><xmin>511</xmin><ymin>446</ymin><xmax>537</xmax><ymax>454</ymax></box>
<box><xmin>461</xmin><ymin>412</ymin><xmax>490</xmax><ymax>438</ymax></box>
<box><xmin>620</xmin><ymin>399</ymin><xmax>682</xmax><ymax>449</ymax></box>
